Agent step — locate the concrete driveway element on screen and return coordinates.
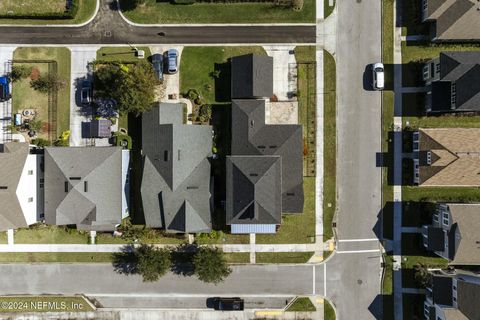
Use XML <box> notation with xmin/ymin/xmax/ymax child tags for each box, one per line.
<box><xmin>150</xmin><ymin>46</ymin><xmax>183</xmax><ymax>103</ymax></box>
<box><xmin>264</xmin><ymin>45</ymin><xmax>296</xmax><ymax>101</ymax></box>
<box><xmin>69</xmin><ymin>46</ymin><xmax>99</xmax><ymax>146</ymax></box>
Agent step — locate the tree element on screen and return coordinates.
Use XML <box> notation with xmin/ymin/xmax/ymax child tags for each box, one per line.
<box><xmin>198</xmin><ymin>104</ymin><xmax>212</xmax><ymax>123</ymax></box>
<box><xmin>10</xmin><ymin>65</ymin><xmax>32</xmax><ymax>82</ymax></box>
<box><xmin>121</xmin><ymin>0</ymin><xmax>147</xmax><ymax>11</ymax></box>
<box><xmin>414</xmin><ymin>263</ymin><xmax>432</xmax><ymax>288</ymax></box>
<box><xmin>30</xmin><ymin>74</ymin><xmax>66</xmax><ymax>93</ymax></box>
<box><xmin>193</xmin><ymin>247</ymin><xmax>231</xmax><ymax>284</ymax></box>
<box><xmin>136</xmin><ymin>245</ymin><xmax>172</xmax><ymax>282</ymax></box>
<box><xmin>94</xmin><ymin>62</ymin><xmax>156</xmax><ymax>116</ymax></box>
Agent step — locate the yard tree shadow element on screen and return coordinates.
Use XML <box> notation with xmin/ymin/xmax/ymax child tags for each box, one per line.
<box><xmin>170</xmin><ymin>244</ymin><xmax>196</xmax><ymax>277</ymax></box>
<box><xmin>112</xmin><ymin>245</ymin><xmax>137</xmax><ymax>275</ymax></box>
<box><xmin>214</xmin><ymin>62</ymin><xmax>231</xmax><ymax>103</ymax></box>
<box><xmin>402</xmin><ymin>202</ymin><xmax>435</xmax><ymax>227</ymax></box>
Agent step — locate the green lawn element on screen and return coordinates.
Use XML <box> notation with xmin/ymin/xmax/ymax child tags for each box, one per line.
<box><xmin>0</xmin><ymin>232</ymin><xmax>7</xmax><ymax>244</ymax></box>
<box><xmin>323</xmin><ymin>49</ymin><xmax>336</xmax><ymax>241</ymax></box>
<box><xmin>382</xmin><ymin>0</ymin><xmax>394</xmax><ymax>241</ymax></box>
<box><xmin>195</xmin><ymin>232</ymin><xmax>249</xmax><ymax>245</ymax></box>
<box><xmin>224</xmin><ymin>253</ymin><xmax>250</xmax><ymax>264</ymax></box>
<box><xmin>296</xmin><ymin>46</ymin><xmax>316</xmax><ymax>177</ymax></box>
<box><xmin>256</xmin><ymin>252</ymin><xmax>314</xmax><ymax>264</ymax></box>
<box><xmin>118</xmin><ymin>113</ymin><xmax>129</xmax><ymax>131</ymax></box>
<box><xmin>286</xmin><ymin>297</ymin><xmax>316</xmax><ymax>312</ymax></box>
<box><xmin>403</xmin><ymin>186</ymin><xmax>480</xmax><ymax>202</ymax></box>
<box><xmin>13</xmin><ymin>47</ymin><xmax>71</xmax><ymax>139</ymax></box>
<box><xmin>0</xmin><ymin>296</ymin><xmax>94</xmax><ymax>312</ymax></box>
<box><xmin>0</xmin><ymin>0</ymin><xmax>96</xmax><ymax>25</ymax></box>
<box><xmin>96</xmin><ymin>47</ymin><xmax>152</xmax><ymax>63</ymax></box>
<box><xmin>0</xmin><ymin>0</ymin><xmax>65</xmax><ymax>15</ymax></box>
<box><xmin>257</xmin><ymin>177</ymin><xmax>315</xmax><ymax>244</ymax></box>
<box><xmin>14</xmin><ymin>225</ymin><xmax>89</xmax><ymax>244</ymax></box>
<box><xmin>402</xmin><ymin>42</ymin><xmax>480</xmax><ymax>63</ymax></box>
<box><xmin>0</xmin><ymin>252</ymin><xmax>113</xmax><ymax>263</ymax></box>
<box><xmin>404</xmin><ymin>114</ymin><xmax>480</xmax><ymax>129</ymax></box>
<box><xmin>324</xmin><ymin>299</ymin><xmax>336</xmax><ymax>320</ymax></box>
<box><xmin>324</xmin><ymin>0</ymin><xmax>335</xmax><ymax>18</ymax></box>
<box><xmin>96</xmin><ymin>228</ymin><xmax>187</xmax><ymax>245</ymax></box>
<box><xmin>120</xmin><ymin>0</ymin><xmax>315</xmax><ymax>24</ymax></box>
<box><xmin>180</xmin><ymin>46</ymin><xmax>266</xmax><ymax>105</ymax></box>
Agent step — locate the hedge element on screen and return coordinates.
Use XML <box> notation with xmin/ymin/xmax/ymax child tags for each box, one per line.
<box><xmin>0</xmin><ymin>0</ymin><xmax>79</xmax><ymax>20</ymax></box>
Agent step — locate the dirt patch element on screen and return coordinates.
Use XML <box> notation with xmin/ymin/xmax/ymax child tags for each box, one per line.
<box><xmin>30</xmin><ymin>67</ymin><xmax>40</xmax><ymax>80</ymax></box>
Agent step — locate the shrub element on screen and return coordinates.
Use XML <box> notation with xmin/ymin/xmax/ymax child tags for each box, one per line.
<box><xmin>198</xmin><ymin>104</ymin><xmax>212</xmax><ymax>123</ymax></box>
<box><xmin>173</xmin><ymin>0</ymin><xmax>196</xmax><ymax>4</ymax></box>
<box><xmin>31</xmin><ymin>138</ymin><xmax>51</xmax><ymax>148</ymax></box>
<box><xmin>10</xmin><ymin>65</ymin><xmax>32</xmax><ymax>82</ymax></box>
<box><xmin>30</xmin><ymin>74</ymin><xmax>67</xmax><ymax>93</ymax></box>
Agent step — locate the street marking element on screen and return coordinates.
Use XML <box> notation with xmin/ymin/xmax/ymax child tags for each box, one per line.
<box><xmin>312</xmin><ymin>266</ymin><xmax>316</xmax><ymax>295</ymax></box>
<box><xmin>337</xmin><ymin>238</ymin><xmax>378</xmax><ymax>242</ymax></box>
<box><xmin>336</xmin><ymin>249</ymin><xmax>381</xmax><ymax>254</ymax></box>
<box><xmin>323</xmin><ymin>264</ymin><xmax>327</xmax><ymax>297</ymax></box>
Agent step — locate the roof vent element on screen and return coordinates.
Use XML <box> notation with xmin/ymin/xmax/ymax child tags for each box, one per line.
<box><xmin>287</xmin><ymin>192</ymin><xmax>295</xmax><ymax>196</ymax></box>
<box><xmin>84</xmin><ymin>181</ymin><xmax>88</xmax><ymax>192</ymax></box>
<box><xmin>69</xmin><ymin>177</ymin><xmax>81</xmax><ymax>180</ymax></box>
<box><xmin>257</xmin><ymin>145</ymin><xmax>266</xmax><ymax>149</ymax></box>
<box><xmin>426</xmin><ymin>151</ymin><xmax>432</xmax><ymax>165</ymax></box>
<box><xmin>164</xmin><ymin>150</ymin><xmax>169</xmax><ymax>161</ymax></box>
<box><xmin>269</xmin><ymin>145</ymin><xmax>277</xmax><ymax>149</ymax></box>
<box><xmin>250</xmin><ymin>120</ymin><xmax>254</xmax><ymax>127</ymax></box>
<box><xmin>186</xmin><ymin>186</ymin><xmax>199</xmax><ymax>190</ymax></box>
<box><xmin>0</xmin><ymin>186</ymin><xmax>7</xmax><ymax>190</ymax></box>
<box><xmin>64</xmin><ymin>181</ymin><xmax>69</xmax><ymax>193</ymax></box>
<box><xmin>249</xmin><ymin>173</ymin><xmax>258</xmax><ymax>177</ymax></box>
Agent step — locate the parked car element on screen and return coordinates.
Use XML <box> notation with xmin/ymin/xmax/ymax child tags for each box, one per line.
<box><xmin>80</xmin><ymin>80</ymin><xmax>92</xmax><ymax>105</ymax></box>
<box><xmin>212</xmin><ymin>297</ymin><xmax>244</xmax><ymax>311</ymax></box>
<box><xmin>165</xmin><ymin>49</ymin><xmax>179</xmax><ymax>74</ymax></box>
<box><xmin>0</xmin><ymin>76</ymin><xmax>11</xmax><ymax>102</ymax></box>
<box><xmin>372</xmin><ymin>62</ymin><xmax>385</xmax><ymax>90</ymax></box>
<box><xmin>151</xmin><ymin>53</ymin><xmax>164</xmax><ymax>82</ymax></box>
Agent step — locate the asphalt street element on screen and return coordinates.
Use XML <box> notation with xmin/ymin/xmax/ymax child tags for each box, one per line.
<box><xmin>0</xmin><ymin>264</ymin><xmax>314</xmax><ymax>309</ymax></box>
<box><xmin>329</xmin><ymin>0</ymin><xmax>384</xmax><ymax>318</ymax></box>
<box><xmin>0</xmin><ymin>0</ymin><xmax>315</xmax><ymax>45</ymax></box>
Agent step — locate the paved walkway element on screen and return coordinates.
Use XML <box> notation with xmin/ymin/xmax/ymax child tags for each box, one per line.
<box><xmin>0</xmin><ymin>243</ymin><xmax>321</xmax><ymax>253</ymax></box>
<box><xmin>393</xmin><ymin>0</ymin><xmax>404</xmax><ymax>319</ymax></box>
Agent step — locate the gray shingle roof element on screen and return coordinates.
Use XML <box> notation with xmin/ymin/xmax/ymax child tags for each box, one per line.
<box><xmin>457</xmin><ymin>279</ymin><xmax>480</xmax><ymax>320</ymax></box>
<box><xmin>44</xmin><ymin>147</ymin><xmax>124</xmax><ymax>231</ymax></box>
<box><xmin>231</xmin><ymin>54</ymin><xmax>273</xmax><ymax>99</ymax></box>
<box><xmin>141</xmin><ymin>103</ymin><xmax>212</xmax><ymax>233</ymax></box>
<box><xmin>431</xmin><ymin>52</ymin><xmax>480</xmax><ymax>112</ymax></box>
<box><xmin>226</xmin><ymin>156</ymin><xmax>282</xmax><ymax>225</ymax></box>
<box><xmin>231</xmin><ymin>99</ymin><xmax>304</xmax><ymax>213</ymax></box>
<box><xmin>0</xmin><ymin>143</ymin><xmax>29</xmax><ymax>231</ymax></box>
<box><xmin>424</xmin><ymin>0</ymin><xmax>480</xmax><ymax>41</ymax></box>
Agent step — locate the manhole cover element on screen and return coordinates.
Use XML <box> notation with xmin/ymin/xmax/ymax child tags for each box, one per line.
<box><xmin>357</xmin><ymin>279</ymin><xmax>363</xmax><ymax>285</ymax></box>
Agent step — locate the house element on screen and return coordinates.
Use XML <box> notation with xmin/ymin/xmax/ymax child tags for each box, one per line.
<box><xmin>422</xmin><ymin>52</ymin><xmax>480</xmax><ymax>113</ymax></box>
<box><xmin>421</xmin><ymin>0</ymin><xmax>480</xmax><ymax>42</ymax></box>
<box><xmin>226</xmin><ymin>156</ymin><xmax>282</xmax><ymax>234</ymax></box>
<box><xmin>422</xmin><ymin>203</ymin><xmax>480</xmax><ymax>265</ymax></box>
<box><xmin>412</xmin><ymin>128</ymin><xmax>480</xmax><ymax>186</ymax></box>
<box><xmin>231</xmin><ymin>99</ymin><xmax>304</xmax><ymax>214</ymax></box>
<box><xmin>44</xmin><ymin>146</ymin><xmax>129</xmax><ymax>231</ymax></box>
<box><xmin>141</xmin><ymin>103</ymin><xmax>212</xmax><ymax>233</ymax></box>
<box><xmin>424</xmin><ymin>269</ymin><xmax>480</xmax><ymax>320</ymax></box>
<box><xmin>231</xmin><ymin>54</ymin><xmax>273</xmax><ymax>99</ymax></box>
<box><xmin>0</xmin><ymin>142</ymin><xmax>42</xmax><ymax>231</ymax></box>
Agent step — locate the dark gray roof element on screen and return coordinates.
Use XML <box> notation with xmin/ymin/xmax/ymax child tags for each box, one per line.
<box><xmin>424</xmin><ymin>0</ymin><xmax>479</xmax><ymax>41</ymax></box>
<box><xmin>457</xmin><ymin>279</ymin><xmax>480</xmax><ymax>320</ymax></box>
<box><xmin>231</xmin><ymin>99</ymin><xmax>304</xmax><ymax>213</ymax></box>
<box><xmin>226</xmin><ymin>156</ymin><xmax>282</xmax><ymax>226</ymax></box>
<box><xmin>141</xmin><ymin>103</ymin><xmax>212</xmax><ymax>233</ymax></box>
<box><xmin>44</xmin><ymin>147</ymin><xmax>124</xmax><ymax>231</ymax></box>
<box><xmin>231</xmin><ymin>54</ymin><xmax>273</xmax><ymax>99</ymax></box>
<box><xmin>432</xmin><ymin>275</ymin><xmax>453</xmax><ymax>306</ymax></box>
<box><xmin>430</xmin><ymin>52</ymin><xmax>480</xmax><ymax>112</ymax></box>
<box><xmin>426</xmin><ymin>226</ymin><xmax>445</xmax><ymax>252</ymax></box>
<box><xmin>0</xmin><ymin>143</ymin><xmax>30</xmax><ymax>231</ymax></box>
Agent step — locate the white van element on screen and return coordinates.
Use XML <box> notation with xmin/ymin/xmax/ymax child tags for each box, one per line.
<box><xmin>372</xmin><ymin>62</ymin><xmax>385</xmax><ymax>90</ymax></box>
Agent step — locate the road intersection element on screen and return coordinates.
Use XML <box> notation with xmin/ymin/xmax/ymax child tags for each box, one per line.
<box><xmin>0</xmin><ymin>0</ymin><xmax>384</xmax><ymax>319</ymax></box>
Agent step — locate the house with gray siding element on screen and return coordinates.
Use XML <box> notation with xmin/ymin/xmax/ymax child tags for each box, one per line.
<box><xmin>421</xmin><ymin>0</ymin><xmax>480</xmax><ymax>42</ymax></box>
<box><xmin>423</xmin><ymin>52</ymin><xmax>480</xmax><ymax>113</ymax></box>
<box><xmin>424</xmin><ymin>269</ymin><xmax>480</xmax><ymax>320</ymax></box>
<box><xmin>422</xmin><ymin>203</ymin><xmax>480</xmax><ymax>265</ymax></box>
<box><xmin>141</xmin><ymin>103</ymin><xmax>213</xmax><ymax>233</ymax></box>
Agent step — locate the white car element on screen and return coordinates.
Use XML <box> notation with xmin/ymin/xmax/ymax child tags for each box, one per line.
<box><xmin>372</xmin><ymin>62</ymin><xmax>385</xmax><ymax>90</ymax></box>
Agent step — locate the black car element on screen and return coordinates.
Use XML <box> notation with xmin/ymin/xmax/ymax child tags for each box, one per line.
<box><xmin>151</xmin><ymin>53</ymin><xmax>164</xmax><ymax>82</ymax></box>
<box><xmin>80</xmin><ymin>80</ymin><xmax>92</xmax><ymax>105</ymax></box>
<box><xmin>212</xmin><ymin>297</ymin><xmax>244</xmax><ymax>311</ymax></box>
